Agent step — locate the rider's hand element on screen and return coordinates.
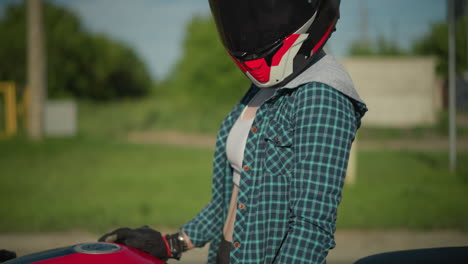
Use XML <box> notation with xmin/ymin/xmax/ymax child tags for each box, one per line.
<box><xmin>98</xmin><ymin>226</ymin><xmax>187</xmax><ymax>261</ymax></box>
<box><xmin>0</xmin><ymin>249</ymin><xmax>16</xmax><ymax>263</ymax></box>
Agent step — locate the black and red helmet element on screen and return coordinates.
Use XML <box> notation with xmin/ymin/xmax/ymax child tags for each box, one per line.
<box><xmin>208</xmin><ymin>0</ymin><xmax>341</xmax><ymax>87</ymax></box>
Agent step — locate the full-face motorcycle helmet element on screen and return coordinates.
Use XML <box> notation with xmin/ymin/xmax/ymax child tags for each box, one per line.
<box><xmin>208</xmin><ymin>0</ymin><xmax>341</xmax><ymax>87</ymax></box>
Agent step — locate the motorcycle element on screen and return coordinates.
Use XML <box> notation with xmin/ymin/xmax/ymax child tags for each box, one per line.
<box><xmin>0</xmin><ymin>243</ymin><xmax>165</xmax><ymax>264</ymax></box>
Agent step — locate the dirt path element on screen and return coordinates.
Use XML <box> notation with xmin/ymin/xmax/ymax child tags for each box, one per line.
<box><xmin>128</xmin><ymin>131</ymin><xmax>217</xmax><ymax>148</ymax></box>
<box><xmin>2</xmin><ymin>230</ymin><xmax>467</xmax><ymax>264</ymax></box>
<box><xmin>128</xmin><ymin>131</ymin><xmax>468</xmax><ymax>151</ymax></box>
<box><xmin>359</xmin><ymin>138</ymin><xmax>468</xmax><ymax>151</ymax></box>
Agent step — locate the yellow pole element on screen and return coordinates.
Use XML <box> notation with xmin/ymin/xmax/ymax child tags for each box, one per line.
<box><xmin>0</xmin><ymin>82</ymin><xmax>18</xmax><ymax>137</ymax></box>
<box><xmin>0</xmin><ymin>84</ymin><xmax>4</xmax><ymax>138</ymax></box>
<box><xmin>6</xmin><ymin>82</ymin><xmax>17</xmax><ymax>136</ymax></box>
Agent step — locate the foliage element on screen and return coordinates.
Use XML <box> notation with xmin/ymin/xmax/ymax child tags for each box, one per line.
<box><xmin>348</xmin><ymin>41</ymin><xmax>374</xmax><ymax>56</ymax></box>
<box><xmin>412</xmin><ymin>18</ymin><xmax>468</xmax><ymax>76</ymax></box>
<box><xmin>0</xmin><ymin>138</ymin><xmax>467</xmax><ymax>232</ymax></box>
<box><xmin>77</xmin><ymin>93</ymin><xmax>468</xmax><ymax>140</ymax></box>
<box><xmin>348</xmin><ymin>35</ymin><xmax>407</xmax><ymax>56</ymax></box>
<box><xmin>0</xmin><ymin>2</ymin><xmax>153</xmax><ymax>100</ymax></box>
<box><xmin>78</xmin><ymin>97</ymin><xmax>223</xmax><ymax>139</ymax></box>
<box><xmin>162</xmin><ymin>16</ymin><xmax>250</xmax><ymax>123</ymax></box>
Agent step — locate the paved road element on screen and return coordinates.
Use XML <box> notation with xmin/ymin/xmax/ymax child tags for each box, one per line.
<box><xmin>1</xmin><ymin>230</ymin><xmax>467</xmax><ymax>264</ymax></box>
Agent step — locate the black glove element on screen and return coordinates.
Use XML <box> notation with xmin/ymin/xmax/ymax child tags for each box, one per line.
<box><xmin>98</xmin><ymin>226</ymin><xmax>187</xmax><ymax>261</ymax></box>
<box><xmin>0</xmin><ymin>249</ymin><xmax>16</xmax><ymax>263</ymax></box>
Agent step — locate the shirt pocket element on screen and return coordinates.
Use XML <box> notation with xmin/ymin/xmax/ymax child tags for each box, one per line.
<box><xmin>263</xmin><ymin>120</ymin><xmax>293</xmax><ymax>176</ymax></box>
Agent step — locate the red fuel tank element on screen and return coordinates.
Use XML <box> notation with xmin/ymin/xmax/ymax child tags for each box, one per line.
<box><xmin>4</xmin><ymin>243</ymin><xmax>166</xmax><ymax>264</ymax></box>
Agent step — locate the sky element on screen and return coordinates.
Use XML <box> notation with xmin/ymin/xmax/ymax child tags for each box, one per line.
<box><xmin>0</xmin><ymin>0</ymin><xmax>447</xmax><ymax>80</ymax></box>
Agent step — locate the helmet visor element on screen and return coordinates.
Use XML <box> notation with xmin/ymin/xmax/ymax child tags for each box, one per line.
<box><xmin>209</xmin><ymin>0</ymin><xmax>319</xmax><ymax>56</ymax></box>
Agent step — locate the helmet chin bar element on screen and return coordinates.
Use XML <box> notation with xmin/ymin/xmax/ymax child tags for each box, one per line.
<box><xmin>237</xmin><ymin>34</ymin><xmax>309</xmax><ymax>88</ymax></box>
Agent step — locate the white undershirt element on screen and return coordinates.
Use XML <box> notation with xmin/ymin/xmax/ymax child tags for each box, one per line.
<box><xmin>226</xmin><ymin>87</ymin><xmax>277</xmax><ymax>186</ymax></box>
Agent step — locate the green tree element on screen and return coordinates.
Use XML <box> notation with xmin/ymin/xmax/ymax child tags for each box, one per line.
<box><xmin>0</xmin><ymin>1</ymin><xmax>153</xmax><ymax>100</ymax></box>
<box><xmin>348</xmin><ymin>41</ymin><xmax>374</xmax><ymax>56</ymax></box>
<box><xmin>348</xmin><ymin>35</ymin><xmax>406</xmax><ymax>56</ymax></box>
<box><xmin>412</xmin><ymin>19</ymin><xmax>468</xmax><ymax>76</ymax></box>
<box><xmin>164</xmin><ymin>16</ymin><xmax>250</xmax><ymax>115</ymax></box>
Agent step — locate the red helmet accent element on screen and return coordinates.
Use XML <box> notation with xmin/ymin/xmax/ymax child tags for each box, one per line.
<box><xmin>230</xmin><ymin>54</ymin><xmax>247</xmax><ymax>73</ymax></box>
<box><xmin>229</xmin><ymin>56</ymin><xmax>272</xmax><ymax>83</ymax></box>
<box><xmin>312</xmin><ymin>22</ymin><xmax>336</xmax><ymax>54</ymax></box>
<box><xmin>244</xmin><ymin>58</ymin><xmax>271</xmax><ymax>83</ymax></box>
<box><xmin>271</xmin><ymin>34</ymin><xmax>301</xmax><ymax>66</ymax></box>
<box><xmin>230</xmin><ymin>34</ymin><xmax>301</xmax><ymax>84</ymax></box>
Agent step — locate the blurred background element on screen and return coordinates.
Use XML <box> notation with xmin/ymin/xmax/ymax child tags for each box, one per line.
<box><xmin>0</xmin><ymin>0</ymin><xmax>467</xmax><ymax>263</ymax></box>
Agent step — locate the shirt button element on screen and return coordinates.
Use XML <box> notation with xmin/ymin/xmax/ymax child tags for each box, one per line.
<box><xmin>251</xmin><ymin>126</ymin><xmax>258</xmax><ymax>133</ymax></box>
<box><xmin>238</xmin><ymin>203</ymin><xmax>245</xmax><ymax>210</ymax></box>
<box><xmin>233</xmin><ymin>242</ymin><xmax>241</xmax><ymax>248</ymax></box>
<box><xmin>243</xmin><ymin>165</ymin><xmax>250</xmax><ymax>171</ymax></box>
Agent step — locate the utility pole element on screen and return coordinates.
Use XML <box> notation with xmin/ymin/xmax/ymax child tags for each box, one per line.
<box><xmin>27</xmin><ymin>0</ymin><xmax>47</xmax><ymax>140</ymax></box>
<box><xmin>448</xmin><ymin>0</ymin><xmax>457</xmax><ymax>172</ymax></box>
<box><xmin>464</xmin><ymin>0</ymin><xmax>468</xmax><ymax>67</ymax></box>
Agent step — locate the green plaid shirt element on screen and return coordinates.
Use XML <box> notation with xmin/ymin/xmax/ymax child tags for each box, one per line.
<box><xmin>182</xmin><ymin>82</ymin><xmax>367</xmax><ymax>264</ymax></box>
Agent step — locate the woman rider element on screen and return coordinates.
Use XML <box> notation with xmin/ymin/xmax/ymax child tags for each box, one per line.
<box><xmin>99</xmin><ymin>1</ymin><xmax>367</xmax><ymax>263</ymax></box>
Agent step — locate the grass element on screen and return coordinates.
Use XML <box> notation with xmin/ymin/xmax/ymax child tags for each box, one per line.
<box><xmin>0</xmin><ymin>138</ymin><xmax>467</xmax><ymax>233</ymax></box>
<box><xmin>338</xmin><ymin>151</ymin><xmax>468</xmax><ymax>230</ymax></box>
<box><xmin>0</xmin><ymin>138</ymin><xmax>213</xmax><ymax>233</ymax></box>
